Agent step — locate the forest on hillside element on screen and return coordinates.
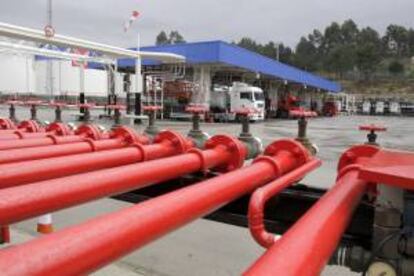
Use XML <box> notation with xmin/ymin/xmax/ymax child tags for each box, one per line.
<box><xmin>156</xmin><ymin>20</ymin><xmax>414</xmax><ymax>81</ymax></box>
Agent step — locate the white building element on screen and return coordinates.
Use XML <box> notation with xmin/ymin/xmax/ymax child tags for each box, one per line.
<box><xmin>0</xmin><ymin>52</ymin><xmax>132</xmax><ymax>98</ymax></box>
<box><xmin>0</xmin><ymin>52</ymin><xmax>36</xmax><ymax>94</ymax></box>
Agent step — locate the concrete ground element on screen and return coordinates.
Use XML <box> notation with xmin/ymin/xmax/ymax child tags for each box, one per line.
<box><xmin>1</xmin><ymin>105</ymin><xmax>413</xmax><ymax>275</ymax></box>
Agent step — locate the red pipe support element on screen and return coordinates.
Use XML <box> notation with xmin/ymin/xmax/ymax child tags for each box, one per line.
<box><xmin>244</xmin><ymin>145</ymin><xmax>379</xmax><ymax>276</ymax></box>
<box><xmin>0</xmin><ymin>135</ymin><xmax>246</xmax><ymax>226</ymax></box>
<box><xmin>248</xmin><ymin>158</ymin><xmax>322</xmax><ymax>248</ymax></box>
<box><xmin>0</xmin><ymin>139</ymin><xmax>311</xmax><ymax>276</ymax></box>
<box><xmin>0</xmin><ymin>130</ymin><xmax>189</xmax><ymax>188</ymax></box>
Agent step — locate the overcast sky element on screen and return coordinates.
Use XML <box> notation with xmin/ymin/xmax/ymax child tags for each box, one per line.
<box><xmin>0</xmin><ymin>0</ymin><xmax>413</xmax><ymax>49</ymax></box>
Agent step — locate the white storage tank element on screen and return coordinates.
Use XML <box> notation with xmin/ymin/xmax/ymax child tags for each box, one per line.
<box><xmin>389</xmin><ymin>101</ymin><xmax>401</xmax><ymax>115</ymax></box>
<box><xmin>375</xmin><ymin>101</ymin><xmax>385</xmax><ymax>114</ymax></box>
<box><xmin>362</xmin><ymin>101</ymin><xmax>371</xmax><ymax>114</ymax></box>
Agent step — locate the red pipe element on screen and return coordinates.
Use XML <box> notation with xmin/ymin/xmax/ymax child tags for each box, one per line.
<box><xmin>248</xmin><ymin>158</ymin><xmax>322</xmax><ymax>248</ymax></box>
<box><xmin>0</xmin><ymin>121</ymin><xmax>71</xmax><ymax>141</ymax></box>
<box><xmin>244</xmin><ymin>145</ymin><xmax>379</xmax><ymax>276</ymax></box>
<box><xmin>0</xmin><ymin>126</ymin><xmax>145</xmax><ymax>164</ymax></box>
<box><xmin>0</xmin><ymin>139</ymin><xmax>311</xmax><ymax>276</ymax></box>
<box><xmin>0</xmin><ymin>135</ymin><xmax>247</xmax><ymax>226</ymax></box>
<box><xmin>0</xmin><ymin>120</ymin><xmax>43</xmax><ymax>137</ymax></box>
<box><xmin>0</xmin><ymin>124</ymin><xmax>104</xmax><ymax>151</ymax></box>
<box><xmin>0</xmin><ymin>118</ymin><xmax>16</xmax><ymax>130</ymax></box>
<box><xmin>0</xmin><ymin>130</ymin><xmax>190</xmax><ymax>188</ymax></box>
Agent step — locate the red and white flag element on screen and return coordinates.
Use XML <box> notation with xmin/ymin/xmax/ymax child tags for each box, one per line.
<box><xmin>124</xmin><ymin>10</ymin><xmax>140</xmax><ymax>32</ymax></box>
<box><xmin>72</xmin><ymin>48</ymin><xmax>89</xmax><ymax>68</ymax></box>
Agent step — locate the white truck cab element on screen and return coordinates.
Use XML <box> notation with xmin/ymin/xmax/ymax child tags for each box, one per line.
<box><xmin>229</xmin><ymin>82</ymin><xmax>265</xmax><ymax>121</ymax></box>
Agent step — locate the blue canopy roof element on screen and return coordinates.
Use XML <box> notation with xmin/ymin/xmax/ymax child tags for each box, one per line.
<box><xmin>119</xmin><ymin>40</ymin><xmax>341</xmax><ymax>92</ymax></box>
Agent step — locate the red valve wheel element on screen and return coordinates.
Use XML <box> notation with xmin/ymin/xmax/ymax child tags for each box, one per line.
<box><xmin>289</xmin><ymin>110</ymin><xmax>316</xmax><ymax>118</ymax></box>
<box><xmin>78</xmin><ymin>103</ymin><xmax>95</xmax><ymax>109</ymax></box>
<box><xmin>234</xmin><ymin>107</ymin><xmax>255</xmax><ymax>115</ymax></box>
<box><xmin>6</xmin><ymin>100</ymin><xmax>23</xmax><ymax>106</ymax></box>
<box><xmin>25</xmin><ymin>100</ymin><xmax>43</xmax><ymax>106</ymax></box>
<box><xmin>107</xmin><ymin>105</ymin><xmax>126</xmax><ymax>110</ymax></box>
<box><xmin>143</xmin><ymin>105</ymin><xmax>162</xmax><ymax>112</ymax></box>
<box><xmin>359</xmin><ymin>124</ymin><xmax>387</xmax><ymax>132</ymax></box>
<box><xmin>186</xmin><ymin>105</ymin><xmax>208</xmax><ymax>114</ymax></box>
<box><xmin>49</xmin><ymin>102</ymin><xmax>68</xmax><ymax>108</ymax></box>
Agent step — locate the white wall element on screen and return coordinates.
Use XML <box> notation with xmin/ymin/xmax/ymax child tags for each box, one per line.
<box><xmin>36</xmin><ymin>60</ymin><xmax>109</xmax><ymax>97</ymax></box>
<box><xmin>0</xmin><ymin>53</ymin><xmax>36</xmax><ymax>94</ymax></box>
<box><xmin>0</xmin><ymin>52</ymin><xmax>138</xmax><ymax>98</ymax></box>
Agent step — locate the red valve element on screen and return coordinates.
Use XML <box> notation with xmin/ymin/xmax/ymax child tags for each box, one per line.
<box><xmin>359</xmin><ymin>124</ymin><xmax>387</xmax><ymax>132</ymax></box>
<box><xmin>6</xmin><ymin>100</ymin><xmax>23</xmax><ymax>105</ymax></box>
<box><xmin>235</xmin><ymin>107</ymin><xmax>256</xmax><ymax>115</ymax></box>
<box><xmin>143</xmin><ymin>105</ymin><xmax>162</xmax><ymax>112</ymax></box>
<box><xmin>49</xmin><ymin>102</ymin><xmax>68</xmax><ymax>108</ymax></box>
<box><xmin>289</xmin><ymin>110</ymin><xmax>317</xmax><ymax>118</ymax></box>
<box><xmin>359</xmin><ymin>124</ymin><xmax>387</xmax><ymax>145</ymax></box>
<box><xmin>107</xmin><ymin>104</ymin><xmax>126</xmax><ymax>110</ymax></box>
<box><xmin>186</xmin><ymin>104</ymin><xmax>207</xmax><ymax>114</ymax></box>
<box><xmin>24</xmin><ymin>100</ymin><xmax>43</xmax><ymax>106</ymax></box>
<box><xmin>78</xmin><ymin>103</ymin><xmax>95</xmax><ymax>109</ymax></box>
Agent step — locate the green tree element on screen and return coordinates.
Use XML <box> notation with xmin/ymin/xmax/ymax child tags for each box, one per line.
<box><xmin>294</xmin><ymin>37</ymin><xmax>319</xmax><ymax>71</ymax></box>
<box><xmin>155</xmin><ymin>30</ymin><xmax>186</xmax><ymax>45</ymax></box>
<box><xmin>355</xmin><ymin>27</ymin><xmax>382</xmax><ymax>79</ymax></box>
<box><xmin>321</xmin><ymin>21</ymin><xmax>359</xmax><ymax>77</ymax></box>
<box><xmin>155</xmin><ymin>31</ymin><xmax>169</xmax><ymax>45</ymax></box>
<box><xmin>384</xmin><ymin>24</ymin><xmax>409</xmax><ymax>57</ymax></box>
<box><xmin>260</xmin><ymin>41</ymin><xmax>277</xmax><ymax>59</ymax></box>
<box><xmin>408</xmin><ymin>28</ymin><xmax>414</xmax><ymax>56</ymax></box>
<box><xmin>168</xmin><ymin>31</ymin><xmax>186</xmax><ymax>44</ymax></box>
<box><xmin>341</xmin><ymin>19</ymin><xmax>359</xmax><ymax>44</ymax></box>
<box><xmin>324</xmin><ymin>45</ymin><xmax>355</xmax><ymax>77</ymax></box>
<box><xmin>278</xmin><ymin>44</ymin><xmax>293</xmax><ymax>64</ymax></box>
<box><xmin>237</xmin><ymin>37</ymin><xmax>259</xmax><ymax>52</ymax></box>
<box><xmin>321</xmin><ymin>22</ymin><xmax>343</xmax><ymax>54</ymax></box>
<box><xmin>388</xmin><ymin>60</ymin><xmax>405</xmax><ymax>75</ymax></box>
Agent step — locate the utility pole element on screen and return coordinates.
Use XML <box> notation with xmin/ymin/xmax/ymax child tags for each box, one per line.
<box><xmin>275</xmin><ymin>42</ymin><xmax>280</xmax><ymax>61</ymax></box>
<box><xmin>46</xmin><ymin>0</ymin><xmax>54</xmax><ymax>99</ymax></box>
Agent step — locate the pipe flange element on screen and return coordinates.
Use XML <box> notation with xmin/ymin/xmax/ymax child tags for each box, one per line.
<box><xmin>110</xmin><ymin>126</ymin><xmax>149</xmax><ymax>145</ymax></box>
<box><xmin>130</xmin><ymin>143</ymin><xmax>147</xmax><ymax>161</ymax></box>
<box><xmin>18</xmin><ymin>120</ymin><xmax>42</xmax><ymax>133</ymax></box>
<box><xmin>45</xmin><ymin>134</ymin><xmax>60</xmax><ymax>145</ymax></box>
<box><xmin>204</xmin><ymin>135</ymin><xmax>247</xmax><ymax>172</ymax></box>
<box><xmin>253</xmin><ymin>155</ymin><xmax>283</xmax><ymax>178</ymax></box>
<box><xmin>264</xmin><ymin>139</ymin><xmax>310</xmax><ymax>167</ymax></box>
<box><xmin>337</xmin><ymin>144</ymin><xmax>380</xmax><ymax>173</ymax></box>
<box><xmin>75</xmin><ymin>124</ymin><xmax>103</xmax><ymax>140</ymax></box>
<box><xmin>336</xmin><ymin>164</ymin><xmax>363</xmax><ymax>181</ymax></box>
<box><xmin>153</xmin><ymin>130</ymin><xmax>189</xmax><ymax>154</ymax></box>
<box><xmin>13</xmin><ymin>130</ymin><xmax>24</xmax><ymax>139</ymax></box>
<box><xmin>0</xmin><ymin>118</ymin><xmax>16</xmax><ymax>130</ymax></box>
<box><xmin>45</xmin><ymin>122</ymin><xmax>72</xmax><ymax>136</ymax></box>
<box><xmin>187</xmin><ymin>148</ymin><xmax>208</xmax><ymax>174</ymax></box>
<box><xmin>82</xmin><ymin>138</ymin><xmax>98</xmax><ymax>152</ymax></box>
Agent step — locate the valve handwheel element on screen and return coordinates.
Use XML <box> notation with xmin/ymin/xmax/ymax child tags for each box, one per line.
<box><xmin>359</xmin><ymin>124</ymin><xmax>387</xmax><ymax>145</ymax></box>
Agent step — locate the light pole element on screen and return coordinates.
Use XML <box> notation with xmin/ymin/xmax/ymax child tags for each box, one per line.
<box><xmin>46</xmin><ymin>0</ymin><xmax>54</xmax><ymax>99</ymax></box>
<box><xmin>135</xmin><ymin>33</ymin><xmax>142</xmax><ymax>95</ymax></box>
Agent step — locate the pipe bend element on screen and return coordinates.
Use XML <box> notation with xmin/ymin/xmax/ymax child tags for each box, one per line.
<box><xmin>248</xmin><ymin>189</ymin><xmax>275</xmax><ymax>248</ymax></box>
<box><xmin>248</xmin><ymin>158</ymin><xmax>322</xmax><ymax>249</ymax></box>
